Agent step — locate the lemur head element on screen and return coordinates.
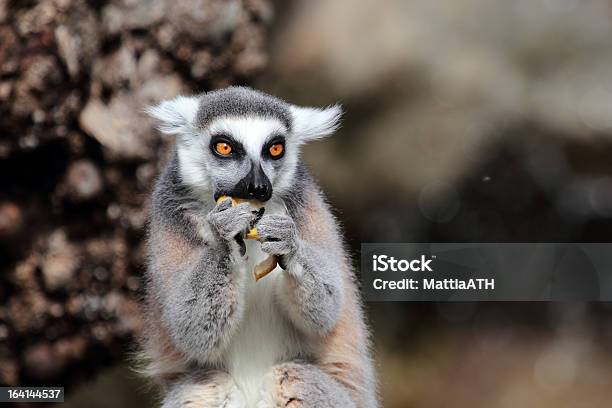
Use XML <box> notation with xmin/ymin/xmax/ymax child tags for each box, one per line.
<box><xmin>148</xmin><ymin>87</ymin><xmax>342</xmax><ymax>202</ymax></box>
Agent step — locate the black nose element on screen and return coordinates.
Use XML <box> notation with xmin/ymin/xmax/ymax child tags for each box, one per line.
<box><xmin>232</xmin><ymin>162</ymin><xmax>272</xmax><ymax>202</ymax></box>
<box><xmin>248</xmin><ymin>180</ymin><xmax>270</xmax><ymax>201</ymax></box>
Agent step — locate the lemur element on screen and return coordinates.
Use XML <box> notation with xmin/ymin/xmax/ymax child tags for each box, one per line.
<box><xmin>142</xmin><ymin>87</ymin><xmax>377</xmax><ymax>408</ymax></box>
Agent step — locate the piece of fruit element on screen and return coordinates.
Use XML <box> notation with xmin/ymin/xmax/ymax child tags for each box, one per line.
<box><xmin>254</xmin><ymin>255</ymin><xmax>278</xmax><ymax>281</ymax></box>
<box><xmin>245</xmin><ymin>227</ymin><xmax>258</xmax><ymax>240</ymax></box>
<box><xmin>217</xmin><ymin>195</ymin><xmax>263</xmax><ymax>209</ymax></box>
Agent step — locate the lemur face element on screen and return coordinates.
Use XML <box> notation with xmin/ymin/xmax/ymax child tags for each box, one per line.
<box><xmin>148</xmin><ymin>87</ymin><xmax>342</xmax><ymax>203</ymax></box>
<box><xmin>188</xmin><ymin>115</ymin><xmax>294</xmax><ymax>202</ymax></box>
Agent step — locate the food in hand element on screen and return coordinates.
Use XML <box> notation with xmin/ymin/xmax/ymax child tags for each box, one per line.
<box><xmin>254</xmin><ymin>255</ymin><xmax>278</xmax><ymax>281</ymax></box>
<box><xmin>216</xmin><ymin>195</ymin><xmax>278</xmax><ymax>281</ymax></box>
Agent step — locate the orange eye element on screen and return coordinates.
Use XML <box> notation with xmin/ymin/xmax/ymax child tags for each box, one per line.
<box><xmin>215</xmin><ymin>142</ymin><xmax>232</xmax><ymax>156</ymax></box>
<box><xmin>269</xmin><ymin>143</ymin><xmax>284</xmax><ymax>158</ymax></box>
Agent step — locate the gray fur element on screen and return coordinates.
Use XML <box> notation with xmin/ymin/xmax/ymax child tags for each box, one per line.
<box><xmin>195</xmin><ymin>87</ymin><xmax>292</xmax><ymax>130</ymax></box>
<box><xmin>162</xmin><ymin>371</ymin><xmax>246</xmax><ymax>408</ymax></box>
<box><xmin>257</xmin><ymin>213</ymin><xmax>342</xmax><ymax>334</ymax></box>
<box><xmin>153</xmin><ymin>222</ymin><xmax>243</xmax><ymax>362</ymax></box>
<box><xmin>151</xmin><ymin>153</ymin><xmax>205</xmax><ymax>240</ymax></box>
<box><xmin>144</xmin><ymin>87</ymin><xmax>377</xmax><ymax>407</ymax></box>
<box><xmin>147</xmin><ymin>157</ymin><xmax>247</xmax><ymax>362</ymax></box>
<box><xmin>208</xmin><ymin>199</ymin><xmax>257</xmax><ymax>242</ymax></box>
<box><xmin>257</xmin><ymin>362</ymin><xmax>356</xmax><ymax>408</ymax></box>
<box><xmin>164</xmin><ymin>251</ymin><xmax>232</xmax><ymax>352</ymax></box>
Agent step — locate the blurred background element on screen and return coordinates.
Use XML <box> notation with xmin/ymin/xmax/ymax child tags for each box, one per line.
<box><xmin>2</xmin><ymin>0</ymin><xmax>612</xmax><ymax>407</ymax></box>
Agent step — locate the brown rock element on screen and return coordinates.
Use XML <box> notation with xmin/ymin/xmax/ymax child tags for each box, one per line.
<box><xmin>80</xmin><ymin>96</ymin><xmax>153</xmax><ymax>160</ymax></box>
<box><xmin>102</xmin><ymin>0</ymin><xmax>166</xmax><ymax>34</ymax></box>
<box><xmin>0</xmin><ymin>1</ymin><xmax>7</xmax><ymax>23</ymax></box>
<box><xmin>0</xmin><ymin>359</ymin><xmax>18</xmax><ymax>386</ymax></box>
<box><xmin>24</xmin><ymin>343</ymin><xmax>61</xmax><ymax>380</ymax></box>
<box><xmin>54</xmin><ymin>2</ymin><xmax>99</xmax><ymax>78</ymax></box>
<box><xmin>63</xmin><ymin>160</ymin><xmax>104</xmax><ymax>201</ymax></box>
<box><xmin>12</xmin><ymin>55</ymin><xmax>63</xmax><ymax>117</ymax></box>
<box><xmin>41</xmin><ymin>230</ymin><xmax>79</xmax><ymax>291</ymax></box>
<box><xmin>92</xmin><ymin>42</ymin><xmax>138</xmax><ymax>88</ymax></box>
<box><xmin>0</xmin><ymin>25</ymin><xmax>19</xmax><ymax>76</ymax></box>
<box><xmin>0</xmin><ymin>202</ymin><xmax>23</xmax><ymax>238</ymax></box>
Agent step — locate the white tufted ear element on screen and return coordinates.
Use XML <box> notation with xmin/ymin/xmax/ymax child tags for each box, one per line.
<box><xmin>146</xmin><ymin>95</ymin><xmax>200</xmax><ymax>135</ymax></box>
<box><xmin>289</xmin><ymin>104</ymin><xmax>343</xmax><ymax>142</ymax></box>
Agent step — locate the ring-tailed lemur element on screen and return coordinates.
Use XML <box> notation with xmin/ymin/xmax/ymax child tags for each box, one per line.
<box><xmin>142</xmin><ymin>87</ymin><xmax>377</xmax><ymax>407</ymax></box>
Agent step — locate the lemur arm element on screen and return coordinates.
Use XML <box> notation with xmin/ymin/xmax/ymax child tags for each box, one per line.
<box><xmin>148</xmin><ymin>199</ymin><xmax>255</xmax><ymax>362</ymax></box>
<box><xmin>257</xmin><ymin>190</ymin><xmax>345</xmax><ymax>335</ymax></box>
<box><xmin>148</xmin><ymin>224</ymin><xmax>240</xmax><ymax>362</ymax></box>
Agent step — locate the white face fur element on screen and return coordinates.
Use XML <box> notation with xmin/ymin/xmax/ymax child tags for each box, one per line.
<box><xmin>148</xmin><ymin>92</ymin><xmax>342</xmax><ymax>204</ymax></box>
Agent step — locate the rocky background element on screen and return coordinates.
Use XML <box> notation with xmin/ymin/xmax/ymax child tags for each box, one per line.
<box><xmin>4</xmin><ymin>0</ymin><xmax>612</xmax><ymax>407</ymax></box>
<box><xmin>0</xmin><ymin>0</ymin><xmax>272</xmax><ymax>390</ymax></box>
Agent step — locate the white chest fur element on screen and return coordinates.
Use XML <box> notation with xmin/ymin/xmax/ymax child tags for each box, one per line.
<box><xmin>221</xmin><ymin>204</ymin><xmax>302</xmax><ymax>406</ymax></box>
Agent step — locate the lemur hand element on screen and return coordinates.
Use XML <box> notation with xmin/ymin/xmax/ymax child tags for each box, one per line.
<box><xmin>207</xmin><ymin>199</ymin><xmax>257</xmax><ymax>242</ymax></box>
<box><xmin>256</xmin><ymin>214</ymin><xmax>299</xmax><ymax>263</ymax></box>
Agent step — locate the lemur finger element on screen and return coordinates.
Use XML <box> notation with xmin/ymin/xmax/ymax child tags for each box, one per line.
<box><xmin>232</xmin><ymin>202</ymin><xmax>252</xmax><ymax>213</ymax></box>
<box><xmin>208</xmin><ymin>202</ymin><xmax>257</xmax><ymax>240</ymax></box>
<box><xmin>256</xmin><ymin>215</ymin><xmax>296</xmax><ymax>242</ymax></box>
<box><xmin>235</xmin><ymin>204</ymin><xmax>259</xmax><ymax>228</ymax></box>
<box><xmin>213</xmin><ymin>197</ymin><xmax>233</xmax><ymax>212</ymax></box>
<box><xmin>258</xmin><ymin>214</ymin><xmax>294</xmax><ymax>225</ymax></box>
<box><xmin>261</xmin><ymin>240</ymin><xmax>294</xmax><ymax>256</ymax></box>
<box><xmin>228</xmin><ymin>205</ymin><xmax>258</xmax><ymax>232</ymax></box>
<box><xmin>211</xmin><ymin>202</ymin><xmax>253</xmax><ymax>221</ymax></box>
